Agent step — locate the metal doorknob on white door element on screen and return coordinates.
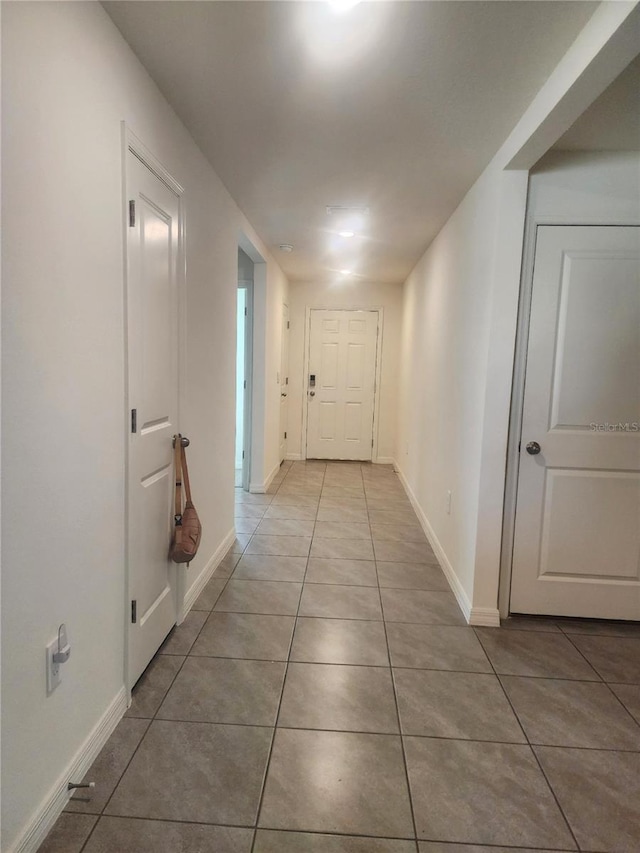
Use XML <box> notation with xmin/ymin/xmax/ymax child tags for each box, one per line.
<box><xmin>526</xmin><ymin>441</ymin><xmax>541</xmax><ymax>455</ymax></box>
<box><xmin>309</xmin><ymin>391</ymin><xmax>315</xmax><ymax>397</ymax></box>
<box><xmin>281</xmin><ymin>393</ymin><xmax>287</xmax><ymax>398</ymax></box>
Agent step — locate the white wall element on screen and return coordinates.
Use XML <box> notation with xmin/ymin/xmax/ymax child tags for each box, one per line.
<box><xmin>397</xmin><ymin>148</ymin><xmax>640</xmax><ymax>624</ymax></box>
<box><xmin>528</xmin><ymin>148</ymin><xmax>640</xmax><ymax>221</ymax></box>
<box><xmin>394</xmin><ymin>1</ymin><xmax>640</xmax><ymax>626</ymax></box>
<box><xmin>286</xmin><ymin>281</ymin><xmax>403</xmax><ymax>463</ymax></box>
<box><xmin>1</xmin><ymin>3</ymin><xmax>287</xmax><ymax>849</ymax></box>
<box><xmin>396</xmin><ymin>166</ymin><xmax>527</xmax><ymax>620</ymax></box>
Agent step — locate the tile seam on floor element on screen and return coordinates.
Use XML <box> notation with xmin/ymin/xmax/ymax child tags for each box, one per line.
<box><xmin>248</xmin><ymin>463</ymin><xmax>324</xmax><ymax>853</ymax></box>
<box><xmin>473</xmin><ymin>626</ymin><xmax>582</xmax><ymax>852</ymax></box>
<box><xmin>78</xmin><ymin>555</ymin><xmax>238</xmax><ymax>852</ymax></box>
<box><xmin>560</xmin><ymin>630</ymin><xmax>640</xmax><ymax>735</ymax></box>
<box><xmin>368</xmin><ymin>465</ymin><xmax>420</xmax><ymax>846</ymax></box>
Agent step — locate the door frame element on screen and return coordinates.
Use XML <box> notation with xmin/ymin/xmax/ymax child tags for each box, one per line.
<box><xmin>498</xmin><ymin>206</ymin><xmax>640</xmax><ymax>619</ymax></box>
<box><xmin>122</xmin><ymin>124</ymin><xmax>186</xmax><ymax>693</ymax></box>
<box><xmin>237</xmin><ymin>278</ymin><xmax>254</xmax><ymax>491</ymax></box>
<box><xmin>301</xmin><ymin>307</ymin><xmax>383</xmax><ymax>462</ymax></box>
<box><xmin>280</xmin><ymin>301</ymin><xmax>290</xmax><ymax>463</ymax></box>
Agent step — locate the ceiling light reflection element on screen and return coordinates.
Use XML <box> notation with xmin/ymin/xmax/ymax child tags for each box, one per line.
<box><xmin>296</xmin><ymin>2</ymin><xmax>388</xmax><ymax>70</ymax></box>
<box><xmin>328</xmin><ymin>0</ymin><xmax>362</xmax><ymax>14</ymax></box>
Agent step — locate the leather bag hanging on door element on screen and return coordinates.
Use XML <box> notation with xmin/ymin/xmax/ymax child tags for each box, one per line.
<box><xmin>170</xmin><ymin>434</ymin><xmax>202</xmax><ymax>564</ymax></box>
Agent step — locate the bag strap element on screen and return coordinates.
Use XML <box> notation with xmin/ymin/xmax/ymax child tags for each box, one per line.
<box><xmin>181</xmin><ymin>438</ymin><xmax>193</xmax><ymax>505</ymax></box>
<box><xmin>174</xmin><ymin>434</ymin><xmax>183</xmax><ymax>525</ymax></box>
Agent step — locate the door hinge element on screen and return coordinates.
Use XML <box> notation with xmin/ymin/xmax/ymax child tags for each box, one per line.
<box><xmin>244</xmin><ymin>306</ymin><xmax>247</xmax><ymax>316</ymax></box>
<box><xmin>284</xmin><ymin>431</ymin><xmax>287</xmax><ymax>439</ymax></box>
<box><xmin>287</xmin><ymin>321</ymin><xmax>290</xmax><ymax>329</ymax></box>
<box><xmin>286</xmin><ymin>377</ymin><xmax>289</xmax><ymax>385</ymax></box>
<box><xmin>371</xmin><ymin>438</ymin><xmax>374</xmax><ymax>448</ymax></box>
<box><xmin>131</xmin><ymin>408</ymin><xmax>137</xmax><ymax>433</ymax></box>
<box><xmin>518</xmin><ymin>441</ymin><xmax>521</xmax><ymax>452</ymax></box>
<box><xmin>243</xmin><ymin>380</ymin><xmax>246</xmax><ymax>389</ymax></box>
<box><xmin>131</xmin><ymin>600</ymin><xmax>137</xmax><ymax>624</ymax></box>
<box><xmin>129</xmin><ymin>200</ymin><xmax>136</xmax><ymax>227</ymax></box>
<box><xmin>242</xmin><ymin>450</ymin><xmax>245</xmax><ymax>460</ymax></box>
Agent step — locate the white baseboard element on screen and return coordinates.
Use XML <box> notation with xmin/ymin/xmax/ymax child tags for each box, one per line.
<box><xmin>180</xmin><ymin>527</ymin><xmax>236</xmax><ymax>620</ymax></box>
<box><xmin>250</xmin><ymin>460</ymin><xmax>281</xmax><ymax>494</ymax></box>
<box><xmin>12</xmin><ymin>687</ymin><xmax>128</xmax><ymax>853</ymax></box>
<box><xmin>395</xmin><ymin>465</ymin><xmax>473</xmax><ymax>624</ymax></box>
<box><xmin>374</xmin><ymin>456</ymin><xmax>395</xmax><ymax>465</ymax></box>
<box><xmin>285</xmin><ymin>452</ymin><xmax>302</xmax><ymax>461</ymax></box>
<box><xmin>469</xmin><ymin>606</ymin><xmax>501</xmax><ymax>627</ymax></box>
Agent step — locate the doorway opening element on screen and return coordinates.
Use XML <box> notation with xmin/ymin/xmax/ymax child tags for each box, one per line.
<box><xmin>236</xmin><ymin>249</ymin><xmax>254</xmax><ymax>490</ymax></box>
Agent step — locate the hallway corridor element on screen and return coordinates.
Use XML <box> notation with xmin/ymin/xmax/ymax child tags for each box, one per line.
<box><xmin>40</xmin><ymin>461</ymin><xmax>640</xmax><ymax>853</ymax></box>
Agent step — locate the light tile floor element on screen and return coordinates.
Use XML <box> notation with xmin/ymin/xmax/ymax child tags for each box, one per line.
<box><xmin>39</xmin><ymin>461</ymin><xmax>640</xmax><ymax>852</ymax></box>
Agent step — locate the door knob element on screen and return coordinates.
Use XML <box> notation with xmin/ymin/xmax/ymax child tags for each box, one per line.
<box><xmin>525</xmin><ymin>441</ymin><xmax>541</xmax><ymax>455</ymax></box>
<box><xmin>309</xmin><ymin>391</ymin><xmax>315</xmax><ymax>397</ymax></box>
<box><xmin>281</xmin><ymin>393</ymin><xmax>288</xmax><ymax>398</ymax></box>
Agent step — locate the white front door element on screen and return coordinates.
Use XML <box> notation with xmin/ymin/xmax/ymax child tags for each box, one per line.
<box><xmin>280</xmin><ymin>303</ymin><xmax>289</xmax><ymax>462</ymax></box>
<box><xmin>127</xmin><ymin>150</ymin><xmax>181</xmax><ymax>685</ymax></box>
<box><xmin>510</xmin><ymin>225</ymin><xmax>640</xmax><ymax>619</ymax></box>
<box><xmin>306</xmin><ymin>309</ymin><xmax>379</xmax><ymax>461</ymax></box>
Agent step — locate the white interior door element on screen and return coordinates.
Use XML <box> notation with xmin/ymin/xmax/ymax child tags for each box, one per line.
<box><xmin>510</xmin><ymin>225</ymin><xmax>640</xmax><ymax>619</ymax></box>
<box><xmin>280</xmin><ymin>303</ymin><xmax>289</xmax><ymax>462</ymax></box>
<box><xmin>306</xmin><ymin>309</ymin><xmax>379</xmax><ymax>461</ymax></box>
<box><xmin>127</xmin><ymin>150</ymin><xmax>181</xmax><ymax>685</ymax></box>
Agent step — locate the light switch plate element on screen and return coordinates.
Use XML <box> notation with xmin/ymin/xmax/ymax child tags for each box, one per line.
<box><xmin>46</xmin><ymin>638</ymin><xmax>62</xmax><ymax>694</ymax></box>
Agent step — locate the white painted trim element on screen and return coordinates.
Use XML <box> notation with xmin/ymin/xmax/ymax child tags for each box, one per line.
<box><xmin>469</xmin><ymin>607</ymin><xmax>501</xmax><ymax>628</ymax></box>
<box><xmin>179</xmin><ymin>527</ymin><xmax>236</xmax><ymax>620</ymax></box>
<box><xmin>301</xmin><ymin>307</ymin><xmax>383</xmax><ymax>462</ymax></box>
<box><xmin>238</xmin><ymin>278</ymin><xmax>254</xmax><ymax>493</ymax></box>
<box><xmin>374</xmin><ymin>456</ymin><xmax>395</xmax><ymax>465</ymax></box>
<box><xmin>238</xmin><ymin>229</ymin><xmax>269</xmax><ymax>492</ymax></box>
<box><xmin>301</xmin><ymin>307</ymin><xmax>311</xmax><ymax>459</ymax></box>
<box><xmin>11</xmin><ymin>687</ymin><xmax>128</xmax><ymax>853</ymax></box>
<box><xmin>498</xmin><ymin>201</ymin><xmax>538</xmax><ymax>620</ymax></box>
<box><xmin>285</xmin><ymin>452</ymin><xmax>302</xmax><ymax>461</ymax></box>
<box><xmin>395</xmin><ymin>465</ymin><xmax>472</xmax><ymax>624</ymax></box>
<box><xmin>371</xmin><ymin>308</ymin><xmax>384</xmax><ymax>464</ymax></box>
<box><xmin>250</xmin><ymin>460</ymin><xmax>281</xmax><ymax>494</ymax></box>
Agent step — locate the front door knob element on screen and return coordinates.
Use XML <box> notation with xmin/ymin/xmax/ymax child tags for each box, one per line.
<box><xmin>526</xmin><ymin>441</ymin><xmax>541</xmax><ymax>455</ymax></box>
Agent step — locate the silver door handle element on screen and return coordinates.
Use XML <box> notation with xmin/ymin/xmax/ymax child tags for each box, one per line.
<box><xmin>281</xmin><ymin>393</ymin><xmax>288</xmax><ymax>398</ymax></box>
<box><xmin>525</xmin><ymin>441</ymin><xmax>541</xmax><ymax>455</ymax></box>
<box><xmin>309</xmin><ymin>391</ymin><xmax>315</xmax><ymax>397</ymax></box>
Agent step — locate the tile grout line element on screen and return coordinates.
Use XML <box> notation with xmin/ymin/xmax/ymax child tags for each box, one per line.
<box><xmin>76</xmin><ymin>545</ymin><xmax>243</xmax><ymax>852</ymax></box>
<box><xmin>473</xmin><ymin>626</ymin><xmax>582</xmax><ymax>852</ymax></box>
<box><xmin>248</xmin><ymin>461</ymin><xmax>326</xmax><ymax>853</ymax></box>
<box><xmin>365</xmin><ymin>464</ymin><xmax>420</xmax><ymax>846</ymax></box>
<box><xmin>560</xmin><ymin>630</ymin><xmax>640</xmax><ymax>734</ymax></box>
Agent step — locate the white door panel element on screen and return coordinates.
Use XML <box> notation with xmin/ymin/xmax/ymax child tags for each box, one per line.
<box><xmin>127</xmin><ymin>151</ymin><xmax>181</xmax><ymax>685</ymax></box>
<box><xmin>306</xmin><ymin>309</ymin><xmax>379</xmax><ymax>461</ymax></box>
<box><xmin>510</xmin><ymin>225</ymin><xmax>640</xmax><ymax>619</ymax></box>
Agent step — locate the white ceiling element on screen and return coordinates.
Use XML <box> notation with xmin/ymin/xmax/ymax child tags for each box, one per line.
<box><xmin>555</xmin><ymin>52</ymin><xmax>640</xmax><ymax>151</ymax></box>
<box><xmin>104</xmin><ymin>0</ymin><xmax>597</xmax><ymax>283</ymax></box>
